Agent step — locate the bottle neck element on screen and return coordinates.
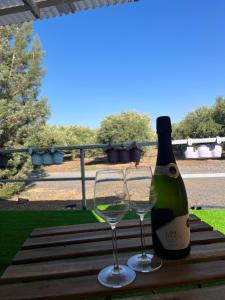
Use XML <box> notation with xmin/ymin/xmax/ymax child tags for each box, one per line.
<box><xmin>156</xmin><ymin>131</ymin><xmax>175</xmax><ymax>165</ymax></box>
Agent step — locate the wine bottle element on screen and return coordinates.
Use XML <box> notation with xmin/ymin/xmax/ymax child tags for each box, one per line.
<box><xmin>151</xmin><ymin>116</ymin><xmax>190</xmax><ymax>259</ymax></box>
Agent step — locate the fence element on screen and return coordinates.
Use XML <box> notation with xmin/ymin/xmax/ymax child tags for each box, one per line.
<box><xmin>0</xmin><ymin>137</ymin><xmax>225</xmax><ymax>209</ymax></box>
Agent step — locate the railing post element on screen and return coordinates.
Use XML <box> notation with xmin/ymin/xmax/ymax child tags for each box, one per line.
<box><xmin>80</xmin><ymin>148</ymin><xmax>86</xmax><ymax>210</ymax></box>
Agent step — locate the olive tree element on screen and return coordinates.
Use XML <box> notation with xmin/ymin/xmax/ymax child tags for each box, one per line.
<box><xmin>97</xmin><ymin>111</ymin><xmax>155</xmax><ymax>144</ymax></box>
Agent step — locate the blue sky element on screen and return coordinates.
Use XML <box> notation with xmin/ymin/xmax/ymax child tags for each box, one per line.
<box><xmin>34</xmin><ymin>0</ymin><xmax>225</xmax><ymax>129</ymax></box>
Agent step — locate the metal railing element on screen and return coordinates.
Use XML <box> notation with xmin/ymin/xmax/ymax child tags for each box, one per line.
<box><xmin>0</xmin><ymin>141</ymin><xmax>153</xmax><ymax>209</ymax></box>
<box><xmin>0</xmin><ymin>137</ymin><xmax>225</xmax><ymax>209</ymax></box>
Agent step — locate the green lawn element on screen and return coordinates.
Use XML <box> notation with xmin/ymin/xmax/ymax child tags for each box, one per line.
<box><xmin>0</xmin><ymin>211</ymin><xmax>97</xmax><ymax>276</ymax></box>
<box><xmin>192</xmin><ymin>209</ymin><xmax>225</xmax><ymax>234</ymax></box>
<box><xmin>0</xmin><ymin>209</ymin><xmax>225</xmax><ymax>285</ymax></box>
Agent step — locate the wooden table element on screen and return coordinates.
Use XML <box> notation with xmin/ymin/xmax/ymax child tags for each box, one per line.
<box><xmin>1</xmin><ymin>214</ymin><xmax>225</xmax><ymax>299</ymax></box>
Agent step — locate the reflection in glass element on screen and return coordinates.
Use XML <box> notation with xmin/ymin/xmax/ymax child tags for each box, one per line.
<box><xmin>94</xmin><ymin>169</ymin><xmax>136</xmax><ymax>288</ymax></box>
<box><xmin>125</xmin><ymin>166</ymin><xmax>162</xmax><ymax>272</ymax></box>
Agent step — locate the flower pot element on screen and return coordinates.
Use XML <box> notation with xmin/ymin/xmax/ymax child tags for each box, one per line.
<box><xmin>31</xmin><ymin>153</ymin><xmax>43</xmax><ymax>166</ymax></box>
<box><xmin>211</xmin><ymin>144</ymin><xmax>222</xmax><ymax>158</ymax></box>
<box><xmin>184</xmin><ymin>146</ymin><xmax>199</xmax><ymax>159</ymax></box>
<box><xmin>130</xmin><ymin>148</ymin><xmax>141</xmax><ymax>163</ymax></box>
<box><xmin>198</xmin><ymin>145</ymin><xmax>212</xmax><ymax>158</ymax></box>
<box><xmin>53</xmin><ymin>151</ymin><xmax>64</xmax><ymax>164</ymax></box>
<box><xmin>42</xmin><ymin>152</ymin><xmax>53</xmax><ymax>165</ymax></box>
<box><xmin>0</xmin><ymin>155</ymin><xmax>9</xmax><ymax>168</ymax></box>
<box><xmin>106</xmin><ymin>149</ymin><xmax>119</xmax><ymax>163</ymax></box>
<box><xmin>118</xmin><ymin>149</ymin><xmax>130</xmax><ymax>163</ymax></box>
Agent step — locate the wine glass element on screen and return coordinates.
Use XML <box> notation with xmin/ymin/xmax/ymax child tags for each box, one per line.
<box><xmin>125</xmin><ymin>166</ymin><xmax>162</xmax><ymax>272</ymax></box>
<box><xmin>94</xmin><ymin>169</ymin><xmax>136</xmax><ymax>288</ymax></box>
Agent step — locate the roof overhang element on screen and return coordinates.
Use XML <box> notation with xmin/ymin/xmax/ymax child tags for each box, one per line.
<box><xmin>0</xmin><ymin>0</ymin><xmax>138</xmax><ymax>26</ymax></box>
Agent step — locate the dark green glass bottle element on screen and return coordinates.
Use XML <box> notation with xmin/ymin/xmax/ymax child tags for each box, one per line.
<box><xmin>151</xmin><ymin>116</ymin><xmax>190</xmax><ymax>259</ymax></box>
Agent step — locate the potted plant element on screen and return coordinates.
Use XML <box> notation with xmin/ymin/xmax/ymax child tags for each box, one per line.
<box><xmin>184</xmin><ymin>138</ymin><xmax>199</xmax><ymax>159</ymax></box>
<box><xmin>0</xmin><ymin>145</ymin><xmax>11</xmax><ymax>168</ymax></box>
<box><xmin>197</xmin><ymin>144</ymin><xmax>212</xmax><ymax>158</ymax></box>
<box><xmin>0</xmin><ymin>154</ymin><xmax>10</xmax><ymax>168</ymax></box>
<box><xmin>28</xmin><ymin>148</ymin><xmax>43</xmax><ymax>166</ymax></box>
<box><xmin>51</xmin><ymin>146</ymin><xmax>64</xmax><ymax>164</ymax></box>
<box><xmin>42</xmin><ymin>150</ymin><xmax>54</xmax><ymax>165</ymax></box>
<box><xmin>129</xmin><ymin>142</ymin><xmax>142</xmax><ymax>164</ymax></box>
<box><xmin>211</xmin><ymin>137</ymin><xmax>222</xmax><ymax>158</ymax></box>
<box><xmin>118</xmin><ymin>146</ymin><xmax>130</xmax><ymax>163</ymax></box>
<box><xmin>106</xmin><ymin>144</ymin><xmax>119</xmax><ymax>163</ymax></box>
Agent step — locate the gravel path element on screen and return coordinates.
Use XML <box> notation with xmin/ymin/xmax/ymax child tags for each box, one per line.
<box><xmin>0</xmin><ymin>159</ymin><xmax>224</xmax><ymax>210</ymax></box>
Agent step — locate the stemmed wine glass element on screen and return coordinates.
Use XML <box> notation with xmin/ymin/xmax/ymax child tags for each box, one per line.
<box><xmin>125</xmin><ymin>166</ymin><xmax>162</xmax><ymax>272</ymax></box>
<box><xmin>94</xmin><ymin>169</ymin><xmax>136</xmax><ymax>288</ymax></box>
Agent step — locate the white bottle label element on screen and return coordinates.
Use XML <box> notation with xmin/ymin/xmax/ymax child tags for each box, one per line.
<box><xmin>156</xmin><ymin>214</ymin><xmax>190</xmax><ymax>250</ymax></box>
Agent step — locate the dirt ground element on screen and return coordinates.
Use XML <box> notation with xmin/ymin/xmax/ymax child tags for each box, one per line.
<box><xmin>42</xmin><ymin>155</ymin><xmax>218</xmax><ymax>173</ymax></box>
<box><xmin>1</xmin><ymin>154</ymin><xmax>225</xmax><ymax>210</ymax></box>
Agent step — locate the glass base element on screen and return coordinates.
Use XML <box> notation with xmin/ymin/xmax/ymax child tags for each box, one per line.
<box><xmin>98</xmin><ymin>264</ymin><xmax>136</xmax><ymax>288</ymax></box>
<box><xmin>127</xmin><ymin>253</ymin><xmax>162</xmax><ymax>273</ymax></box>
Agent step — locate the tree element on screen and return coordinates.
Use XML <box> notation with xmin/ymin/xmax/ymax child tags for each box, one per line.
<box><xmin>28</xmin><ymin>125</ymin><xmax>96</xmax><ymax>147</ymax></box>
<box><xmin>27</xmin><ymin>125</ymin><xmax>97</xmax><ymax>157</ymax></box>
<box><xmin>212</xmin><ymin>96</ymin><xmax>225</xmax><ymax>135</ymax></box>
<box><xmin>63</xmin><ymin>126</ymin><xmax>96</xmax><ymax>146</ymax></box>
<box><xmin>0</xmin><ymin>23</ymin><xmax>50</xmax><ymax>198</ymax></box>
<box><xmin>172</xmin><ymin>106</ymin><xmax>221</xmax><ymax>139</ymax></box>
<box><xmin>97</xmin><ymin>111</ymin><xmax>155</xmax><ymax>144</ymax></box>
<box><xmin>0</xmin><ymin>23</ymin><xmax>49</xmax><ymax>146</ymax></box>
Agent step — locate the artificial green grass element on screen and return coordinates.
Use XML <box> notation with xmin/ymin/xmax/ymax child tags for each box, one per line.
<box><xmin>0</xmin><ymin>211</ymin><xmax>97</xmax><ymax>276</ymax></box>
<box><xmin>191</xmin><ymin>209</ymin><xmax>225</xmax><ymax>235</ymax></box>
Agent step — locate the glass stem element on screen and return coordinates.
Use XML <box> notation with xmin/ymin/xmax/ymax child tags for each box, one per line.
<box><xmin>140</xmin><ymin>216</ymin><xmax>147</xmax><ymax>257</ymax></box>
<box><xmin>111</xmin><ymin>224</ymin><xmax>120</xmax><ymax>273</ymax></box>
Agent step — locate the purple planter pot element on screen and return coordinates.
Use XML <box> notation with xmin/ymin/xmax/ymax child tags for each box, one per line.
<box><xmin>118</xmin><ymin>149</ymin><xmax>130</xmax><ymax>163</ymax></box>
<box><xmin>106</xmin><ymin>149</ymin><xmax>119</xmax><ymax>163</ymax></box>
<box><xmin>0</xmin><ymin>155</ymin><xmax>9</xmax><ymax>168</ymax></box>
<box><xmin>130</xmin><ymin>148</ymin><xmax>141</xmax><ymax>163</ymax></box>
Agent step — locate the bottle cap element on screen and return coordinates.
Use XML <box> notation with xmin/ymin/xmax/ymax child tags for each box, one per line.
<box><xmin>156</xmin><ymin>116</ymin><xmax>172</xmax><ymax>134</ymax></box>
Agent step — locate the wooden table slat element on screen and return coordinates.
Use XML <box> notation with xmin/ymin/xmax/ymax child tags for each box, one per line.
<box><xmin>1</xmin><ymin>260</ymin><xmax>225</xmax><ymax>300</ymax></box>
<box><xmin>23</xmin><ymin>221</ymin><xmax>212</xmax><ymax>250</ymax></box>
<box><xmin>2</xmin><ymin>242</ymin><xmax>225</xmax><ymax>283</ymax></box>
<box><xmin>13</xmin><ymin>230</ymin><xmax>225</xmax><ymax>264</ymax></box>
<box><xmin>30</xmin><ymin>214</ymin><xmax>200</xmax><ymax>237</ymax></box>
